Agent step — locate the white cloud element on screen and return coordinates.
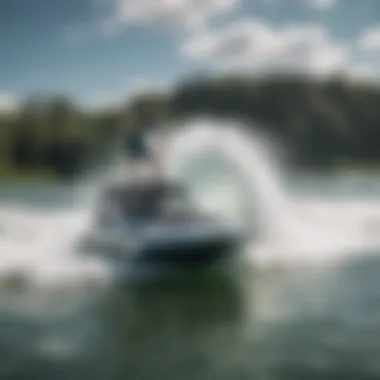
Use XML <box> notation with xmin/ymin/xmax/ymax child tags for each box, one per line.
<box><xmin>124</xmin><ymin>77</ymin><xmax>172</xmax><ymax>100</ymax></box>
<box><xmin>88</xmin><ymin>77</ymin><xmax>171</xmax><ymax>110</ymax></box>
<box><xmin>182</xmin><ymin>20</ymin><xmax>348</xmax><ymax>77</ymax></box>
<box><xmin>358</xmin><ymin>26</ymin><xmax>380</xmax><ymax>52</ymax></box>
<box><xmin>306</xmin><ymin>0</ymin><xmax>336</xmax><ymax>10</ymax></box>
<box><xmin>265</xmin><ymin>0</ymin><xmax>337</xmax><ymax>10</ymax></box>
<box><xmin>346</xmin><ymin>63</ymin><xmax>379</xmax><ymax>82</ymax></box>
<box><xmin>64</xmin><ymin>23</ymin><xmax>94</xmax><ymax>44</ymax></box>
<box><xmin>103</xmin><ymin>0</ymin><xmax>238</xmax><ymax>32</ymax></box>
<box><xmin>0</xmin><ymin>92</ymin><xmax>17</xmax><ymax>114</ymax></box>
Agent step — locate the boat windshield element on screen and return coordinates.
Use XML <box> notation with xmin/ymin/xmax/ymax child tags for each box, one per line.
<box><xmin>101</xmin><ymin>182</ymin><xmax>194</xmax><ymax>221</ymax></box>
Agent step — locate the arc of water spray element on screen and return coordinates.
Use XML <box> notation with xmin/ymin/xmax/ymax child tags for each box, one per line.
<box><xmin>161</xmin><ymin>119</ymin><xmax>298</xmax><ymax>239</ymax></box>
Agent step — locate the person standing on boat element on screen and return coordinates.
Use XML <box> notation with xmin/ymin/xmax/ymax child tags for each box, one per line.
<box><xmin>124</xmin><ymin>103</ymin><xmax>165</xmax><ymax>179</ymax></box>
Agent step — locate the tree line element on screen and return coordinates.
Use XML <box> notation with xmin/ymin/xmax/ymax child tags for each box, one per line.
<box><xmin>1</xmin><ymin>74</ymin><xmax>380</xmax><ymax>180</ymax></box>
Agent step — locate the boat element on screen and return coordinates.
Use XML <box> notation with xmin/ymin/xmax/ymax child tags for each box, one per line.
<box><xmin>79</xmin><ymin>178</ymin><xmax>245</xmax><ymax>266</ymax></box>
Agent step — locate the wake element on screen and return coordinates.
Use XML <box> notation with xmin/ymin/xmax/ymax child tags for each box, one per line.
<box><xmin>1</xmin><ymin>117</ymin><xmax>380</xmax><ymax>288</ymax></box>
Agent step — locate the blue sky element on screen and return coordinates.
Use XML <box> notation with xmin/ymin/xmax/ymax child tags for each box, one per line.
<box><xmin>1</xmin><ymin>0</ymin><xmax>380</xmax><ymax>109</ymax></box>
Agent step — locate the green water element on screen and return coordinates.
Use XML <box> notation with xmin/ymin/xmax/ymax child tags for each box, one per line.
<box><xmin>1</xmin><ymin>175</ymin><xmax>380</xmax><ymax>380</ymax></box>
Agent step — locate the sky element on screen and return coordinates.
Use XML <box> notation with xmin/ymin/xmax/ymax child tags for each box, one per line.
<box><xmin>2</xmin><ymin>0</ymin><xmax>380</xmax><ymax>110</ymax></box>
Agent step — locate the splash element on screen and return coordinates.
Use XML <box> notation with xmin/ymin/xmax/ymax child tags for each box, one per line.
<box><xmin>0</xmin><ymin>202</ymin><xmax>112</xmax><ymax>288</ymax></box>
<box><xmin>160</xmin><ymin>117</ymin><xmax>380</xmax><ymax>267</ymax></box>
<box><xmin>160</xmin><ymin>119</ymin><xmax>289</xmax><ymax>230</ymax></box>
<box><xmin>1</xmin><ymin>117</ymin><xmax>380</xmax><ymax>289</ymax></box>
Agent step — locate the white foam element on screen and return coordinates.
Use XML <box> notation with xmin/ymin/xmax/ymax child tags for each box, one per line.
<box><xmin>160</xmin><ymin>118</ymin><xmax>380</xmax><ymax>268</ymax></box>
<box><xmin>1</xmin><ymin>117</ymin><xmax>380</xmax><ymax>287</ymax></box>
<box><xmin>0</xmin><ymin>204</ymin><xmax>112</xmax><ymax>288</ymax></box>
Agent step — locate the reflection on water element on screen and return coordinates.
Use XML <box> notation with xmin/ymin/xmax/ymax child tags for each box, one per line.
<box><xmin>100</xmin><ymin>274</ymin><xmax>246</xmax><ymax>380</ymax></box>
<box><xmin>1</xmin><ymin>259</ymin><xmax>380</xmax><ymax>379</ymax></box>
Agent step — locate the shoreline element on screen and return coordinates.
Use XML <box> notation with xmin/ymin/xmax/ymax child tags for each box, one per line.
<box><xmin>2</xmin><ymin>164</ymin><xmax>380</xmax><ymax>186</ymax></box>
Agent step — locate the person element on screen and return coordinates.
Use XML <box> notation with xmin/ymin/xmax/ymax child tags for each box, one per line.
<box><xmin>124</xmin><ymin>107</ymin><xmax>165</xmax><ymax>179</ymax></box>
<box><xmin>126</xmin><ymin>125</ymin><xmax>152</xmax><ymax>162</ymax></box>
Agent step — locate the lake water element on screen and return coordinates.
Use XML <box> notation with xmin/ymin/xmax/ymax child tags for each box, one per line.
<box><xmin>1</xmin><ymin>172</ymin><xmax>380</xmax><ymax>380</ymax></box>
